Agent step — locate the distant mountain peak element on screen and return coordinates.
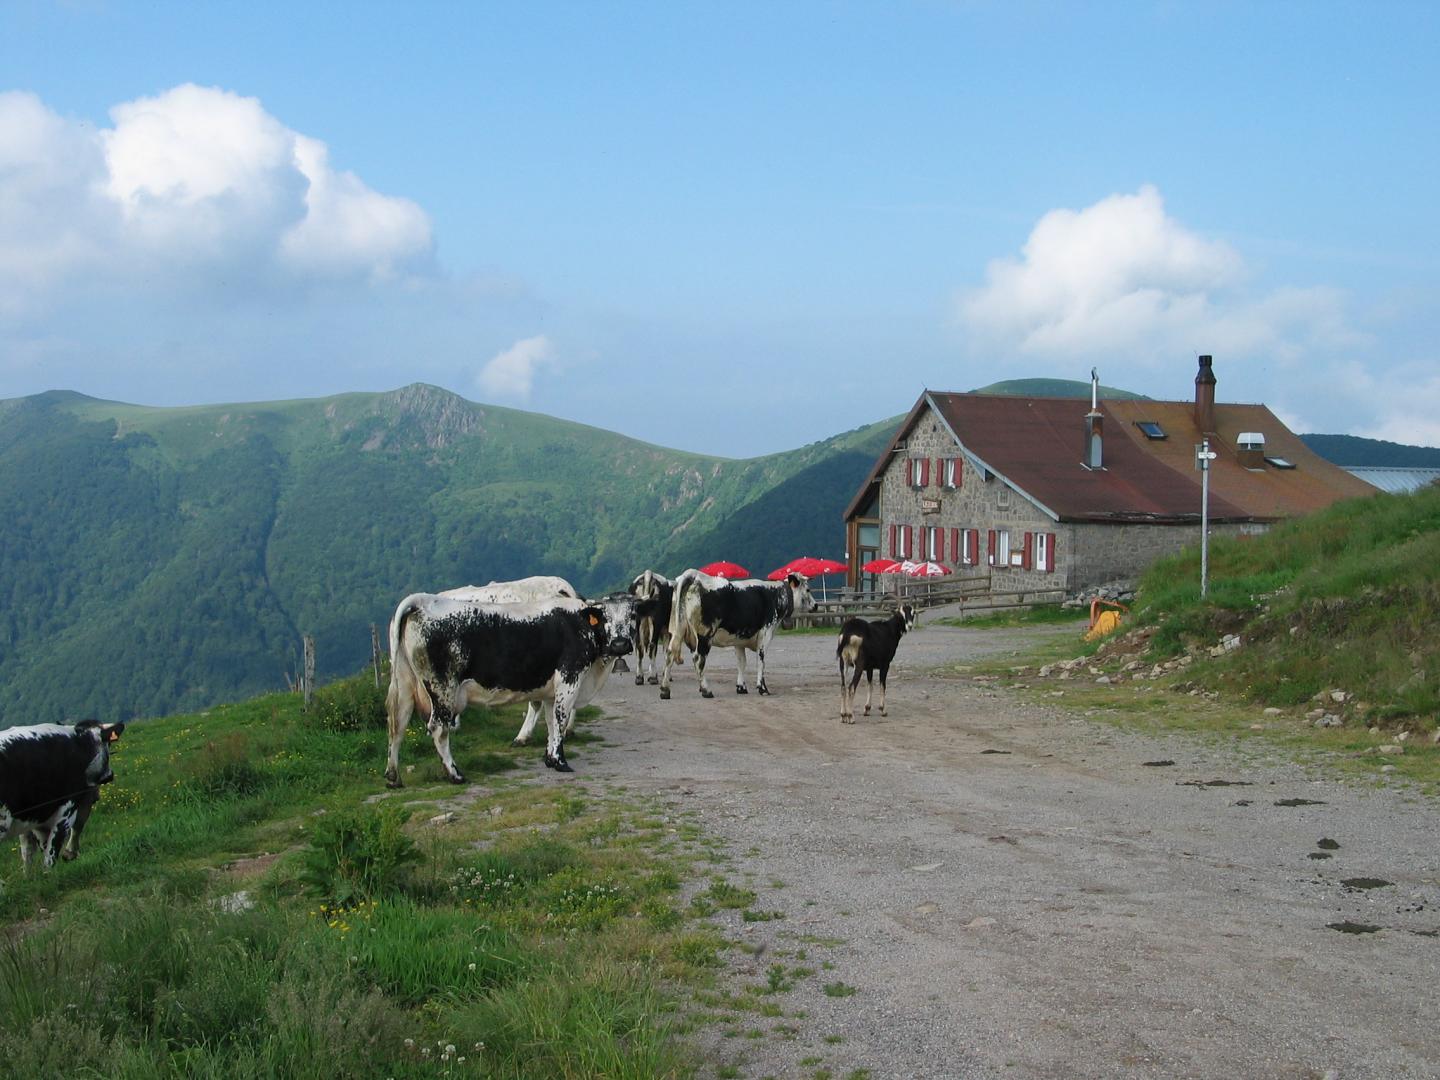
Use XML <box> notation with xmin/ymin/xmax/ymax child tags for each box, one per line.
<box><xmin>372</xmin><ymin>383</ymin><xmax>484</xmax><ymax>449</ymax></box>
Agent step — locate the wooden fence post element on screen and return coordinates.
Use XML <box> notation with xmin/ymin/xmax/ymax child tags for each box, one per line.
<box><xmin>302</xmin><ymin>635</ymin><xmax>316</xmax><ymax>708</ymax></box>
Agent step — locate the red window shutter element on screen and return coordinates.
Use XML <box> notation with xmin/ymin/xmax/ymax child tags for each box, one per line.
<box><xmin>935</xmin><ymin>527</ymin><xmax>945</xmax><ymax>561</ymax></box>
<box><xmin>970</xmin><ymin>529</ymin><xmax>980</xmax><ymax>566</ymax></box>
<box><xmin>1048</xmin><ymin>531</ymin><xmax>1058</xmax><ymax>573</ymax></box>
<box><xmin>905</xmin><ymin>525</ymin><xmax>914</xmax><ymax>557</ymax></box>
<box><xmin>987</xmin><ymin>529</ymin><xmax>996</xmax><ymax>566</ymax></box>
<box><xmin>889</xmin><ymin>524</ymin><xmax>898</xmax><ymax>557</ymax></box>
<box><xmin>920</xmin><ymin>458</ymin><xmax>930</xmax><ymax>487</ymax></box>
<box><xmin>1022</xmin><ymin>532</ymin><xmax>1034</xmax><ymax>570</ymax></box>
<box><xmin>955</xmin><ymin>458</ymin><xmax>963</xmax><ymax>489</ymax></box>
<box><xmin>950</xmin><ymin>528</ymin><xmax>960</xmax><ymax>562</ymax></box>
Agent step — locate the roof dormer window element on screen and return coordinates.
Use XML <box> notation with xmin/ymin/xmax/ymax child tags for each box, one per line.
<box><xmin>1135</xmin><ymin>421</ymin><xmax>1166</xmax><ymax>440</ymax></box>
<box><xmin>1237</xmin><ymin>432</ymin><xmax>1266</xmax><ymax>450</ymax></box>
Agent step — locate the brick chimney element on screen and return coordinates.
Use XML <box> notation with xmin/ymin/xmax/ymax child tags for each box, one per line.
<box><xmin>1194</xmin><ymin>354</ymin><xmax>1216</xmax><ymax>434</ymax></box>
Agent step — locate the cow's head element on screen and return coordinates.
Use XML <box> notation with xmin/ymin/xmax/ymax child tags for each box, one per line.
<box><xmin>785</xmin><ymin>573</ymin><xmax>816</xmax><ymax>613</ymax></box>
<box><xmin>73</xmin><ymin>719</ymin><xmax>125</xmax><ymax>785</ymax></box>
<box><xmin>899</xmin><ymin>603</ymin><xmax>918</xmax><ymax>633</ymax></box>
<box><xmin>590</xmin><ymin>594</ymin><xmax>644</xmax><ymax>657</ymax></box>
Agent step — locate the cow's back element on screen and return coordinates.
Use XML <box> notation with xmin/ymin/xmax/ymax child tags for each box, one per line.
<box><xmin>0</xmin><ymin>726</ymin><xmax>98</xmax><ymax>837</ymax></box>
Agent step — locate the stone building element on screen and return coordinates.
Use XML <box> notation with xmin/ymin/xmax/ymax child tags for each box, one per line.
<box><xmin>842</xmin><ymin>356</ymin><xmax>1377</xmax><ymax>596</ymax></box>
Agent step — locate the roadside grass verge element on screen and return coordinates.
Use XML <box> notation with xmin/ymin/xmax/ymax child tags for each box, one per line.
<box><xmin>931</xmin><ymin>605</ymin><xmax>1087</xmax><ymax>630</ymax></box>
<box><xmin>0</xmin><ymin>673</ymin><xmax>714</xmax><ymax>1078</ymax></box>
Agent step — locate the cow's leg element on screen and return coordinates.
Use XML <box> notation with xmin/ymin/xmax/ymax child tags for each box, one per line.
<box><xmin>839</xmin><ymin>658</ymin><xmax>852</xmax><ymax>721</ymax></box>
<box><xmin>544</xmin><ymin>687</ymin><xmax>577</xmax><ymax>772</ymax></box>
<box><xmin>878</xmin><ymin>663</ymin><xmax>890</xmax><ymax>716</ymax></box>
<box><xmin>43</xmin><ymin>817</ymin><xmax>73</xmax><ymax>869</ymax></box>
<box><xmin>512</xmin><ymin>701</ymin><xmax>543</xmax><ymax>746</ymax></box>
<box><xmin>646</xmin><ymin>636</ymin><xmax>662</xmax><ymax>684</ymax></box>
<box><xmin>19</xmin><ymin>832</ymin><xmax>39</xmax><ymax>873</ymax></box>
<box><xmin>694</xmin><ymin>637</ymin><xmax>714</xmax><ymax>698</ymax></box>
<box><xmin>384</xmin><ymin>673</ymin><xmax>417</xmax><ymax>788</ymax></box>
<box><xmin>660</xmin><ymin>639</ymin><xmax>679</xmax><ymax>700</ymax></box>
<box><xmin>755</xmin><ymin>646</ymin><xmax>771</xmax><ymax>695</ymax></box>
<box><xmin>425</xmin><ymin>692</ymin><xmax>466</xmax><ymax>784</ymax></box>
<box><xmin>734</xmin><ymin>646</ymin><xmax>749</xmax><ymax>694</ymax></box>
<box><xmin>863</xmin><ymin>670</ymin><xmax>874</xmax><ymax>716</ymax></box>
<box><xmin>635</xmin><ymin>621</ymin><xmax>651</xmax><ymax>685</ymax></box>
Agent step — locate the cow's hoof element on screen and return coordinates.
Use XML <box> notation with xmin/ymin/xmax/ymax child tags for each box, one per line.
<box><xmin>384</xmin><ymin>773</ymin><xmax>404</xmax><ymax>789</ymax></box>
<box><xmin>879</xmin><ymin>708</ymin><xmax>887</xmax><ymax>717</ymax></box>
<box><xmin>842</xmin><ymin>716</ymin><xmax>855</xmax><ymax>724</ymax></box>
<box><xmin>635</xmin><ymin>674</ymin><xmax>645</xmax><ymax>685</ymax></box>
<box><xmin>510</xmin><ymin>737</ymin><xmax>528</xmax><ymax>747</ymax></box>
<box><xmin>448</xmin><ymin>772</ymin><xmax>467</xmax><ymax>785</ymax></box>
<box><xmin>700</xmin><ymin>688</ymin><xmax>714</xmax><ymax>699</ymax></box>
<box><xmin>647</xmin><ymin>675</ymin><xmax>659</xmax><ymax>685</ymax></box>
<box><xmin>736</xmin><ymin>685</ymin><xmax>748</xmax><ymax>695</ymax></box>
<box><xmin>659</xmin><ymin>687</ymin><xmax>671</xmax><ymax>700</ymax></box>
<box><xmin>863</xmin><ymin>707</ymin><xmax>871</xmax><ymax>715</ymax></box>
<box><xmin>757</xmin><ymin>684</ymin><xmax>771</xmax><ymax>696</ymax></box>
<box><xmin>544</xmin><ymin>754</ymin><xmax>573</xmax><ymax>773</ymax></box>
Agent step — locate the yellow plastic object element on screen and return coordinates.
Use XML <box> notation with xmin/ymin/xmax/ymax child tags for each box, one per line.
<box><xmin>1083</xmin><ymin>609</ymin><xmax>1123</xmax><ymax>641</ymax></box>
<box><xmin>1083</xmin><ymin>597</ymin><xmax>1128</xmax><ymax>641</ymax></box>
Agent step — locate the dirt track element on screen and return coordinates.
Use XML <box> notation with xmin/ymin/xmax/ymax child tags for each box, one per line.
<box><xmin>571</xmin><ymin>619</ymin><xmax>1440</xmax><ymax>1079</ymax></box>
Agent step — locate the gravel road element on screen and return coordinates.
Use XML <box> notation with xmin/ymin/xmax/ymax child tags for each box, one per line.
<box><xmin>572</xmin><ymin>619</ymin><xmax>1440</xmax><ymax>1080</ymax></box>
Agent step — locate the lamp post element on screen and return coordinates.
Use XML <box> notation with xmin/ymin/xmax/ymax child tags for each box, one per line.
<box><xmin>1196</xmin><ymin>438</ymin><xmax>1217</xmax><ymax>597</ymax></box>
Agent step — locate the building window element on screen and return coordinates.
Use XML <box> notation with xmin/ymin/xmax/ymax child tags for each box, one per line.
<box><xmin>1264</xmin><ymin>456</ymin><xmax>1296</xmax><ymax>469</ymax></box>
<box><xmin>1135</xmin><ymin>421</ymin><xmax>1166</xmax><ymax>440</ymax></box>
<box><xmin>890</xmin><ymin>524</ymin><xmax>915</xmax><ymax>559</ymax></box>
<box><xmin>907</xmin><ymin>457</ymin><xmax>931</xmax><ymax>488</ymax></box>
<box><xmin>1035</xmin><ymin>532</ymin><xmax>1055</xmax><ymax>572</ymax></box>
<box><xmin>996</xmin><ymin>486</ymin><xmax>1010</xmax><ymax>511</ymax></box>
<box><xmin>924</xmin><ymin>526</ymin><xmax>946</xmax><ymax>562</ymax></box>
<box><xmin>942</xmin><ymin>458</ymin><xmax>961</xmax><ymax>489</ymax></box>
<box><xmin>996</xmin><ymin>530</ymin><xmax>1010</xmax><ymax>566</ymax></box>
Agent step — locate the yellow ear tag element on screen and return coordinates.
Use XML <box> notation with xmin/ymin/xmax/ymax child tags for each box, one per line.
<box><xmin>588</xmin><ymin>613</ymin><xmax>600</xmax><ymax>626</ymax></box>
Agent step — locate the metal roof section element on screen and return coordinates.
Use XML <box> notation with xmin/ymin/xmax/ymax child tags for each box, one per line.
<box><xmin>926</xmin><ymin>392</ymin><xmax>1255</xmax><ymax>523</ymax></box>
<box><xmin>1340</xmin><ymin>466</ymin><xmax>1440</xmax><ymax>494</ymax></box>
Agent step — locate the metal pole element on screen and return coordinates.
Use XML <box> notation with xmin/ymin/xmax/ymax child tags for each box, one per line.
<box><xmin>1199</xmin><ymin>438</ymin><xmax>1211</xmax><ymax>598</ymax></box>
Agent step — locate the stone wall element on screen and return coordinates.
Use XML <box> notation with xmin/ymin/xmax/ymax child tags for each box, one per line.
<box><xmin>877</xmin><ymin>406</ymin><xmax>1066</xmax><ymax>595</ymax></box>
<box><xmin>1068</xmin><ymin>520</ymin><xmax>1266</xmax><ymax>587</ymax></box>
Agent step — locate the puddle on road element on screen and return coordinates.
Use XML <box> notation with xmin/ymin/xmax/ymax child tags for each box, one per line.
<box><xmin>1180</xmin><ymin>779</ymin><xmax>1253</xmax><ymax>787</ymax></box>
<box><xmin>1317</xmin><ymin>838</ymin><xmax>1341</xmax><ymax>850</ymax></box>
<box><xmin>1142</xmin><ymin>759</ymin><xmax>1176</xmax><ymax>767</ymax></box>
<box><xmin>979</xmin><ymin>749</ymin><xmax>1011</xmax><ymax>755</ymax></box>
<box><xmin>1328</xmin><ymin>921</ymin><xmax>1382</xmax><ymax>935</ymax></box>
<box><xmin>1275</xmin><ymin>798</ymin><xmax>1328</xmax><ymax>807</ymax></box>
<box><xmin>1341</xmin><ymin>877</ymin><xmax>1394</xmax><ymax>891</ymax></box>
<box><xmin>1308</xmin><ymin>852</ymin><xmax>1333</xmax><ymax>860</ymax></box>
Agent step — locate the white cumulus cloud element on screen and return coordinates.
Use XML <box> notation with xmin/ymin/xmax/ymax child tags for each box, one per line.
<box><xmin>958</xmin><ymin>185</ymin><xmax>1353</xmax><ymax>363</ymax></box>
<box><xmin>477</xmin><ymin>335</ymin><xmax>556</xmax><ymax>401</ymax></box>
<box><xmin>0</xmin><ymin>84</ymin><xmax>433</xmax><ymax>311</ymax></box>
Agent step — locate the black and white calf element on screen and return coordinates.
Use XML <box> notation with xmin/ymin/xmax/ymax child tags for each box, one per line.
<box><xmin>661</xmin><ymin>570</ymin><xmax>815</xmax><ymax>699</ymax></box>
<box><xmin>385</xmin><ymin>595</ymin><xmax>631</xmax><ymax>784</ymax></box>
<box><xmin>1</xmin><ymin>720</ymin><xmax>124</xmax><ymax>873</ymax></box>
<box><xmin>837</xmin><ymin>604</ymin><xmax>917</xmax><ymax>722</ymax></box>
<box><xmin>629</xmin><ymin>570</ymin><xmax>675</xmax><ymax>686</ymax></box>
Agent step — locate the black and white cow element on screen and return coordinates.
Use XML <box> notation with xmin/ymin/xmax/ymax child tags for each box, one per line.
<box><xmin>1</xmin><ymin>720</ymin><xmax>123</xmax><ymax>873</ymax></box>
<box><xmin>418</xmin><ymin>576</ymin><xmax>581</xmax><ymax>745</ymax></box>
<box><xmin>506</xmin><ymin>591</ymin><xmax>657</xmax><ymax>747</ymax></box>
<box><xmin>385</xmin><ymin>595</ymin><xmax>631</xmax><ymax>785</ymax></box>
<box><xmin>629</xmin><ymin>570</ymin><xmax>675</xmax><ymax>686</ymax></box>
<box><xmin>661</xmin><ymin>570</ymin><xmax>815</xmax><ymax>699</ymax></box>
<box><xmin>837</xmin><ymin>603</ymin><xmax>917</xmax><ymax>722</ymax></box>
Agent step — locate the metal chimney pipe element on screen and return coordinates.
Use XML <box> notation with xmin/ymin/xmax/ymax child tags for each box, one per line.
<box><xmin>1194</xmin><ymin>354</ymin><xmax>1217</xmax><ymax>434</ymax></box>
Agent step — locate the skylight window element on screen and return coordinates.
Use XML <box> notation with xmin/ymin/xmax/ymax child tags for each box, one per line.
<box><xmin>1135</xmin><ymin>421</ymin><xmax>1166</xmax><ymax>440</ymax></box>
<box><xmin>1264</xmin><ymin>456</ymin><xmax>1296</xmax><ymax>469</ymax></box>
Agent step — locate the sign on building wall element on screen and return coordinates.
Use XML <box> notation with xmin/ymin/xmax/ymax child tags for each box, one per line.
<box><xmin>921</xmin><ymin>498</ymin><xmax>941</xmax><ymax>514</ymax></box>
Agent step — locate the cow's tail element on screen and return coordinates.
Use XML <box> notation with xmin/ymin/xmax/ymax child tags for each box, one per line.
<box><xmin>667</xmin><ymin>571</ymin><xmax>696</xmax><ymax>663</ymax></box>
<box><xmin>386</xmin><ymin>594</ymin><xmax>432</xmax><ymax>740</ymax></box>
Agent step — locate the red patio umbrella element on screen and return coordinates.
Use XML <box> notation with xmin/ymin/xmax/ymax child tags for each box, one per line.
<box><xmin>698</xmin><ymin>561</ymin><xmax>750</xmax><ymax>579</ymax></box>
<box><xmin>903</xmin><ymin>560</ymin><xmax>952</xmax><ymax>577</ymax></box>
<box><xmin>861</xmin><ymin>558</ymin><xmax>899</xmax><ymax>574</ymax></box>
<box><xmin>767</xmin><ymin>556</ymin><xmax>848</xmax><ymax>580</ymax></box>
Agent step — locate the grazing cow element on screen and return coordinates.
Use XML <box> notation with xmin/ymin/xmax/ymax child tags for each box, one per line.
<box><xmin>1</xmin><ymin>720</ymin><xmax>124</xmax><ymax>873</ymax></box>
<box><xmin>661</xmin><ymin>570</ymin><xmax>815</xmax><ymax>699</ymax></box>
<box><xmin>629</xmin><ymin>570</ymin><xmax>675</xmax><ymax>685</ymax></box>
<box><xmin>837</xmin><ymin>604</ymin><xmax>917</xmax><ymax>722</ymax></box>
<box><xmin>417</xmin><ymin>576</ymin><xmax>581</xmax><ymax>745</ymax></box>
<box><xmin>385</xmin><ymin>595</ymin><xmax>630</xmax><ymax>785</ymax></box>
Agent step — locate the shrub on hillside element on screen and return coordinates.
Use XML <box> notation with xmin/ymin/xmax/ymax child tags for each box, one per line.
<box><xmin>300</xmin><ymin>805</ymin><xmax>421</xmax><ymax>905</ymax></box>
<box><xmin>308</xmin><ymin>672</ymin><xmax>387</xmax><ymax>733</ymax></box>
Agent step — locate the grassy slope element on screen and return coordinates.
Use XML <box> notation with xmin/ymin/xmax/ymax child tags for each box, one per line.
<box><xmin>0</xmin><ymin>679</ymin><xmax>733</xmax><ymax>1078</ymax></box>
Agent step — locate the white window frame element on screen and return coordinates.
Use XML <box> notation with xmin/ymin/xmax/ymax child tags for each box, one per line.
<box><xmin>961</xmin><ymin>529</ymin><xmax>974</xmax><ymax>566</ymax></box>
<box><xmin>925</xmin><ymin>526</ymin><xmax>940</xmax><ymax>561</ymax></box>
<box><xmin>996</xmin><ymin>530</ymin><xmax>1011</xmax><ymax>567</ymax></box>
<box><xmin>943</xmin><ymin>458</ymin><xmax>959</xmax><ymax>489</ymax></box>
<box><xmin>1036</xmin><ymin>533</ymin><xmax>1053</xmax><ymax>573</ymax></box>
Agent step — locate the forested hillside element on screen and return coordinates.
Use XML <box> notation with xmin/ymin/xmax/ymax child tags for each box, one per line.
<box><xmin>0</xmin><ymin>386</ymin><xmax>894</xmax><ymax>723</ymax></box>
<box><xmin>1299</xmin><ymin>433</ymin><xmax>1440</xmax><ymax>468</ymax></box>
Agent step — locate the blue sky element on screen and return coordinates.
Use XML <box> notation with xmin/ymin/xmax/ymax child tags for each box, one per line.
<box><xmin>2</xmin><ymin>1</ymin><xmax>1437</xmax><ymax>454</ymax></box>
